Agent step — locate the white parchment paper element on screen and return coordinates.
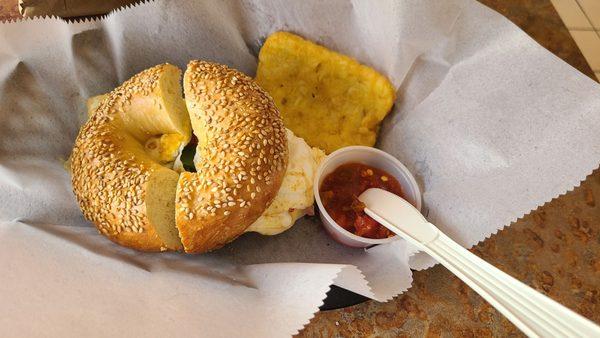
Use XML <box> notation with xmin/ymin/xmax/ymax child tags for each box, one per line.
<box><xmin>1</xmin><ymin>0</ymin><xmax>599</xmax><ymax>336</ymax></box>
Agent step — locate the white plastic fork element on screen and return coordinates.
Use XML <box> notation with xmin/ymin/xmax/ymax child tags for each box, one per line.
<box><xmin>359</xmin><ymin>188</ymin><xmax>600</xmax><ymax>338</ymax></box>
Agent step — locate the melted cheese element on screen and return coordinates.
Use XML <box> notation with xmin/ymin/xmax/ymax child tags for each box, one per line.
<box><xmin>246</xmin><ymin>129</ymin><xmax>325</xmax><ymax>235</ymax></box>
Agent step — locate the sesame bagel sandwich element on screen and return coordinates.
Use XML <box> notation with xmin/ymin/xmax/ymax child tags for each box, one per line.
<box><xmin>70</xmin><ymin>61</ymin><xmax>324</xmax><ymax>253</ymax></box>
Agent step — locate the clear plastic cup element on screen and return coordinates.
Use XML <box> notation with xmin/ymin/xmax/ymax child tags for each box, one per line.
<box><xmin>313</xmin><ymin>146</ymin><xmax>422</xmax><ymax>248</ymax></box>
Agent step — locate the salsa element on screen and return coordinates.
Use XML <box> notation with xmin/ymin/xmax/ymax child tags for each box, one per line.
<box><xmin>319</xmin><ymin>163</ymin><xmax>403</xmax><ymax>239</ymax></box>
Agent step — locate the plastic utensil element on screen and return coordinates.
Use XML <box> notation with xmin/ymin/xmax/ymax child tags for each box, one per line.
<box><xmin>359</xmin><ymin>188</ymin><xmax>600</xmax><ymax>338</ymax></box>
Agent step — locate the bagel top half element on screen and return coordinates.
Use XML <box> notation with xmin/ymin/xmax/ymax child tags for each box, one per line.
<box><xmin>70</xmin><ymin>61</ymin><xmax>288</xmax><ymax>253</ymax></box>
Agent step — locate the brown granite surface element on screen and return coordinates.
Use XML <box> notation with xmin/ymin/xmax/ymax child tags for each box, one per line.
<box><xmin>0</xmin><ymin>0</ymin><xmax>17</xmax><ymax>22</ymax></box>
<box><xmin>0</xmin><ymin>0</ymin><xmax>598</xmax><ymax>337</ymax></box>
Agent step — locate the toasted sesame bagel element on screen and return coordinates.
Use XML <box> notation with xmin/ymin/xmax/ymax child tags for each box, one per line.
<box><xmin>71</xmin><ymin>64</ymin><xmax>191</xmax><ymax>251</ymax></box>
<box><xmin>176</xmin><ymin>61</ymin><xmax>288</xmax><ymax>253</ymax></box>
<box><xmin>71</xmin><ymin>61</ymin><xmax>288</xmax><ymax>253</ymax></box>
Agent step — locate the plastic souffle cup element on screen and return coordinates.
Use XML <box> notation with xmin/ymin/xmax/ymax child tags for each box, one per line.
<box><xmin>313</xmin><ymin>146</ymin><xmax>422</xmax><ymax>248</ymax></box>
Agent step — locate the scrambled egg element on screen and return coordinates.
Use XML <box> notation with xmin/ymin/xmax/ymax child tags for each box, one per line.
<box><xmin>143</xmin><ymin>134</ymin><xmax>187</xmax><ymax>163</ymax></box>
<box><xmin>256</xmin><ymin>31</ymin><xmax>396</xmax><ymax>153</ymax></box>
<box><xmin>246</xmin><ymin>129</ymin><xmax>325</xmax><ymax>235</ymax></box>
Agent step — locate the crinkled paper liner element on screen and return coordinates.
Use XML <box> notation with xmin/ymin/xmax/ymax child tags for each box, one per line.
<box><xmin>1</xmin><ymin>0</ymin><xmax>599</xmax><ymax>336</ymax></box>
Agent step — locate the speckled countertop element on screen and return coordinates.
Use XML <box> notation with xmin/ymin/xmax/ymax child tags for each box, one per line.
<box><xmin>1</xmin><ymin>0</ymin><xmax>598</xmax><ymax>337</ymax></box>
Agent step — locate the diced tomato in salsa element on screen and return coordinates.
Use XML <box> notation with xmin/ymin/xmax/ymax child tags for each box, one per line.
<box><xmin>319</xmin><ymin>163</ymin><xmax>404</xmax><ymax>239</ymax></box>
